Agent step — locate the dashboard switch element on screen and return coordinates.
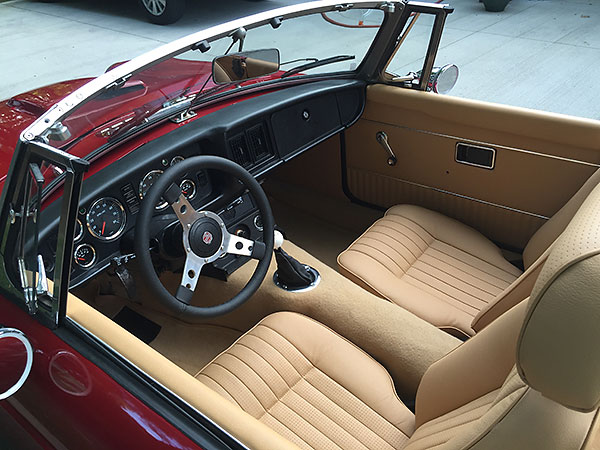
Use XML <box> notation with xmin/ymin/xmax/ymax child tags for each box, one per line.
<box><xmin>120</xmin><ymin>183</ymin><xmax>140</xmax><ymax>214</ymax></box>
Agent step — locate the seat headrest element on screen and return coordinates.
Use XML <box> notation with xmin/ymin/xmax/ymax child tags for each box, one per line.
<box><xmin>517</xmin><ymin>183</ymin><xmax>600</xmax><ymax>412</ymax></box>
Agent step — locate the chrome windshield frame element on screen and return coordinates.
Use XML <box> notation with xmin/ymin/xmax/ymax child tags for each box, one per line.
<box><xmin>21</xmin><ymin>0</ymin><xmax>400</xmax><ymax>142</ymax></box>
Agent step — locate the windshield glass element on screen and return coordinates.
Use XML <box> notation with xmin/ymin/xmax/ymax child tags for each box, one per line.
<box><xmin>49</xmin><ymin>7</ymin><xmax>384</xmax><ymax>158</ymax></box>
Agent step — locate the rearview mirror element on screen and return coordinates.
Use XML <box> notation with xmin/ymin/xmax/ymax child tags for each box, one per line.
<box><xmin>212</xmin><ymin>49</ymin><xmax>280</xmax><ymax>84</ymax></box>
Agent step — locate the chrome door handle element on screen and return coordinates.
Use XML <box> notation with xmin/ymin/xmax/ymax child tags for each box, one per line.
<box><xmin>376</xmin><ymin>131</ymin><xmax>397</xmax><ymax>166</ymax></box>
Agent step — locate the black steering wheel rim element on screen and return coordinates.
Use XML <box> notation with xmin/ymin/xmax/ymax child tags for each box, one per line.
<box><xmin>134</xmin><ymin>155</ymin><xmax>274</xmax><ymax>318</ymax></box>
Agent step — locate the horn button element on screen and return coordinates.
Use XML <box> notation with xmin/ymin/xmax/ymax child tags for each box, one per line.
<box><xmin>189</xmin><ymin>217</ymin><xmax>223</xmax><ymax>257</ymax></box>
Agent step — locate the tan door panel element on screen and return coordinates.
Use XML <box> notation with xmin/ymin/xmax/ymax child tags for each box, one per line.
<box><xmin>344</xmin><ymin>85</ymin><xmax>600</xmax><ymax>249</ymax></box>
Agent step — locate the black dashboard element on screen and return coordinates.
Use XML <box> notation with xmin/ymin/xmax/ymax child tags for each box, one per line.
<box><xmin>38</xmin><ymin>79</ymin><xmax>366</xmax><ymax>288</ymax></box>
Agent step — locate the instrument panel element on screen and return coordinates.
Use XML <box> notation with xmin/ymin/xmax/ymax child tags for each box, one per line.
<box><xmin>36</xmin><ymin>80</ymin><xmax>365</xmax><ymax>289</ymax></box>
<box><xmin>45</xmin><ymin>148</ymin><xmax>264</xmax><ymax>288</ymax></box>
<box><xmin>65</xmin><ymin>152</ymin><xmax>217</xmax><ymax>283</ymax></box>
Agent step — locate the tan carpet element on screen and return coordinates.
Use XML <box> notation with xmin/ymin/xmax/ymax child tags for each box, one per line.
<box><xmin>79</xmin><ymin>288</ymin><xmax>243</xmax><ymax>375</ymax></box>
<box><xmin>266</xmin><ymin>180</ymin><xmax>382</xmax><ymax>269</ymax></box>
<box><xmin>150</xmin><ymin>322</ymin><xmax>242</xmax><ymax>374</ymax></box>
<box><xmin>270</xmin><ymin>197</ymin><xmax>359</xmax><ymax>269</ymax></box>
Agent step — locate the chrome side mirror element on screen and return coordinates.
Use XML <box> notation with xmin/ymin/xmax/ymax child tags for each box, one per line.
<box><xmin>431</xmin><ymin>64</ymin><xmax>459</xmax><ymax>94</ymax></box>
<box><xmin>0</xmin><ymin>328</ymin><xmax>33</xmax><ymax>400</ymax></box>
<box><xmin>391</xmin><ymin>64</ymin><xmax>459</xmax><ymax>94</ymax></box>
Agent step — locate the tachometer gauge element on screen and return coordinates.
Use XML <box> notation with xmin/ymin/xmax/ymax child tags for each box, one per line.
<box><xmin>86</xmin><ymin>198</ymin><xmax>126</xmax><ymax>241</ymax></box>
<box><xmin>180</xmin><ymin>179</ymin><xmax>196</xmax><ymax>200</ymax></box>
<box><xmin>74</xmin><ymin>243</ymin><xmax>96</xmax><ymax>268</ymax></box>
<box><xmin>139</xmin><ymin>170</ymin><xmax>168</xmax><ymax>210</ymax></box>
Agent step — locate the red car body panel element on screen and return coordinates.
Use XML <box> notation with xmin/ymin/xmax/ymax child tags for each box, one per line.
<box><xmin>0</xmin><ymin>399</ymin><xmax>56</xmax><ymax>449</ymax></box>
<box><xmin>0</xmin><ymin>298</ymin><xmax>201</xmax><ymax>450</ymax></box>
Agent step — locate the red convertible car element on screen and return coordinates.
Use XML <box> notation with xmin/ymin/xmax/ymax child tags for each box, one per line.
<box><xmin>1</xmin><ymin>1</ymin><xmax>600</xmax><ymax>449</ymax></box>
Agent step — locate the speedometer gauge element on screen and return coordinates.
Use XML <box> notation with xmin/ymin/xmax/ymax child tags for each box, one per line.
<box><xmin>139</xmin><ymin>170</ymin><xmax>168</xmax><ymax>210</ymax></box>
<box><xmin>86</xmin><ymin>198</ymin><xmax>126</xmax><ymax>241</ymax></box>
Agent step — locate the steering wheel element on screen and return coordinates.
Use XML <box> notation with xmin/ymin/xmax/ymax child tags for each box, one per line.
<box><xmin>134</xmin><ymin>155</ymin><xmax>274</xmax><ymax>318</ymax></box>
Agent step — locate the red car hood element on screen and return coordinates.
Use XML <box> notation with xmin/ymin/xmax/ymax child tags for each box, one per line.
<box><xmin>0</xmin><ymin>78</ymin><xmax>92</xmax><ymax>179</ymax></box>
<box><xmin>0</xmin><ymin>59</ymin><xmax>217</xmax><ymax>180</ymax></box>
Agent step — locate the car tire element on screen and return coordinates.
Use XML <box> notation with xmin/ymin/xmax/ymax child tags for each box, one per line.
<box><xmin>138</xmin><ymin>0</ymin><xmax>186</xmax><ymax>25</ymax></box>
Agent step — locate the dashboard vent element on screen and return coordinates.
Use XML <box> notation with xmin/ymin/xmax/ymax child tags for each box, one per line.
<box><xmin>228</xmin><ymin>133</ymin><xmax>253</xmax><ymax>168</ymax></box>
<box><xmin>246</xmin><ymin>124</ymin><xmax>272</xmax><ymax>163</ymax></box>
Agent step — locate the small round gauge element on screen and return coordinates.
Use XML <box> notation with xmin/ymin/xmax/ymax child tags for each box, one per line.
<box><xmin>86</xmin><ymin>198</ymin><xmax>127</xmax><ymax>241</ymax></box>
<box><xmin>74</xmin><ymin>218</ymin><xmax>84</xmax><ymax>242</ymax></box>
<box><xmin>170</xmin><ymin>156</ymin><xmax>185</xmax><ymax>166</ymax></box>
<box><xmin>74</xmin><ymin>244</ymin><xmax>96</xmax><ymax>268</ymax></box>
<box><xmin>139</xmin><ymin>170</ymin><xmax>168</xmax><ymax>210</ymax></box>
<box><xmin>254</xmin><ymin>214</ymin><xmax>263</xmax><ymax>232</ymax></box>
<box><xmin>180</xmin><ymin>179</ymin><xmax>196</xmax><ymax>200</ymax></box>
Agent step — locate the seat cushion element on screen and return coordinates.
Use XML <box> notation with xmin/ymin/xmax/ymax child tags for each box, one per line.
<box><xmin>196</xmin><ymin>311</ymin><xmax>415</xmax><ymax>450</ymax></box>
<box><xmin>338</xmin><ymin>205</ymin><xmax>522</xmax><ymax>336</ymax></box>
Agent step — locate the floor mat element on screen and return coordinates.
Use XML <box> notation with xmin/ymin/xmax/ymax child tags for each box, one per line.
<box><xmin>113</xmin><ymin>306</ymin><xmax>161</xmax><ymax>344</ymax></box>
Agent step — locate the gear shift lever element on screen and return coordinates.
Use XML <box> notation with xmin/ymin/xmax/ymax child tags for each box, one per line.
<box><xmin>272</xmin><ymin>230</ymin><xmax>320</xmax><ymax>292</ymax></box>
<box><xmin>274</xmin><ymin>230</ymin><xmax>285</xmax><ymax>250</ymax></box>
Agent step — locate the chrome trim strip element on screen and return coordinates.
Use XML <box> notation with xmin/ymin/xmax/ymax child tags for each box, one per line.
<box><xmin>66</xmin><ymin>318</ymin><xmax>249</xmax><ymax>450</ymax></box>
<box><xmin>0</xmin><ymin>328</ymin><xmax>34</xmax><ymax>400</ymax></box>
<box><xmin>454</xmin><ymin>142</ymin><xmax>496</xmax><ymax>170</ymax></box>
<box><xmin>374</xmin><ymin>174</ymin><xmax>550</xmax><ymax>219</ymax></box>
<box><xmin>366</xmin><ymin>120</ymin><xmax>600</xmax><ymax>168</ymax></box>
<box><xmin>22</xmin><ymin>0</ymin><xmax>397</xmax><ymax>141</ymax></box>
<box><xmin>8</xmin><ymin>399</ymin><xmax>69</xmax><ymax>450</ymax></box>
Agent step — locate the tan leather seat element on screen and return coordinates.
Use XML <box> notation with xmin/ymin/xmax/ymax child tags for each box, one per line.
<box><xmin>338</xmin><ymin>168</ymin><xmax>600</xmax><ymax>336</ymax></box>
<box><xmin>196</xmin><ymin>312</ymin><xmax>416</xmax><ymax>449</ymax></box>
<box><xmin>338</xmin><ymin>205</ymin><xmax>522</xmax><ymax>336</ymax></box>
<box><xmin>199</xmin><ymin>183</ymin><xmax>600</xmax><ymax>448</ymax></box>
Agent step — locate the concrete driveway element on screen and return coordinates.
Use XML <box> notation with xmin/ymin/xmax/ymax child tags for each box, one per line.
<box><xmin>0</xmin><ymin>0</ymin><xmax>301</xmax><ymax>100</ymax></box>
<box><xmin>1</xmin><ymin>0</ymin><xmax>599</xmax><ymax>119</ymax></box>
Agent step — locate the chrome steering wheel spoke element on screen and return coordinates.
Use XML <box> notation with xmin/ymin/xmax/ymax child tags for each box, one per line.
<box><xmin>176</xmin><ymin>254</ymin><xmax>205</xmax><ymax>304</ymax></box>
<box><xmin>225</xmin><ymin>232</ymin><xmax>265</xmax><ymax>260</ymax></box>
<box><xmin>167</xmin><ymin>187</ymin><xmax>234</xmax><ymax>303</ymax></box>
<box><xmin>170</xmin><ymin>192</ymin><xmax>201</xmax><ymax>229</ymax></box>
